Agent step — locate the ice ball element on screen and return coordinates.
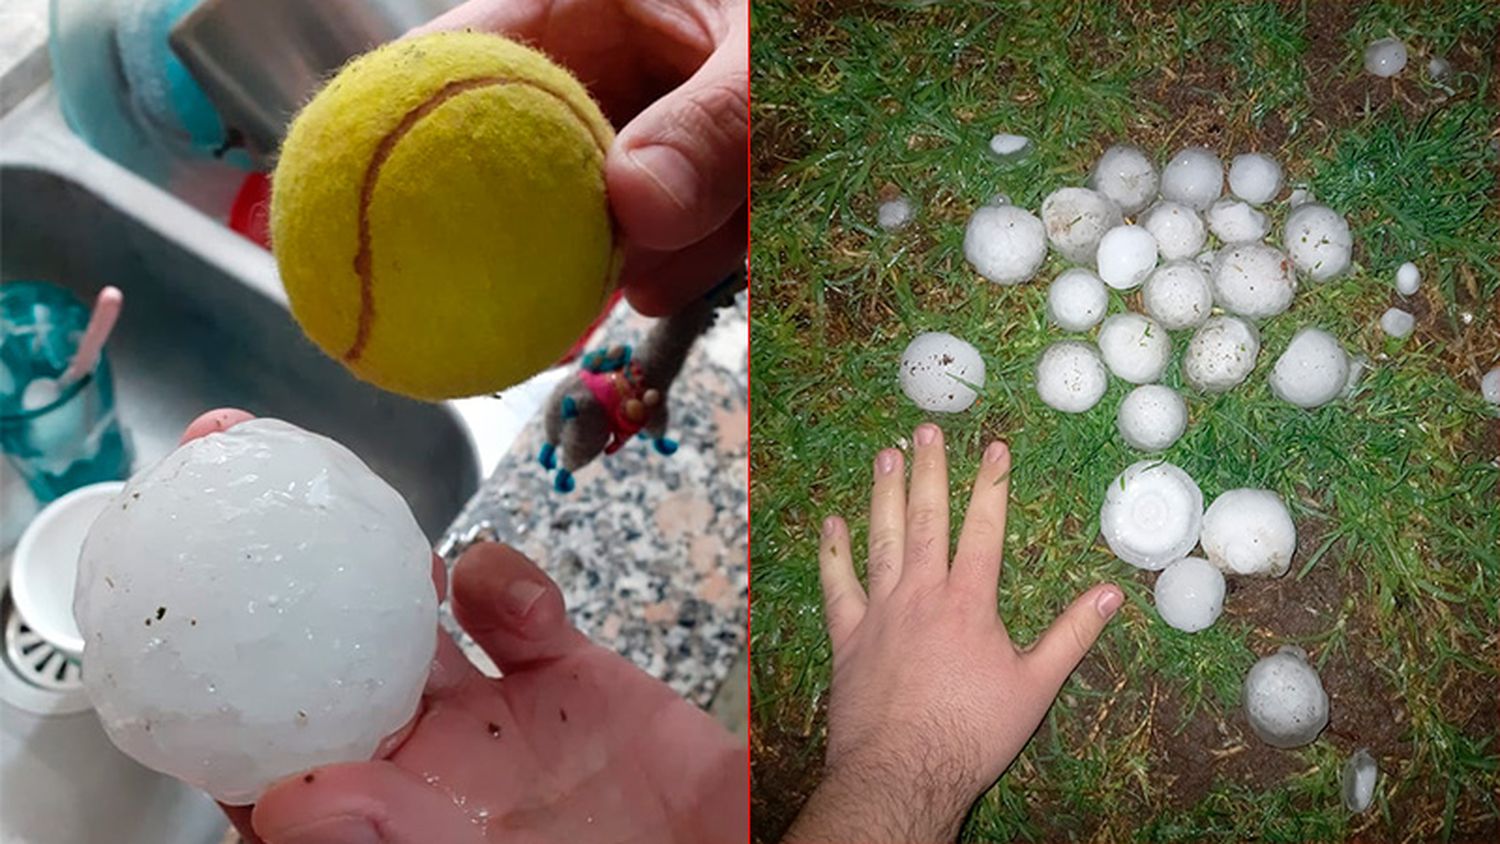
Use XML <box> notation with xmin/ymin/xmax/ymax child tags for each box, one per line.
<box><xmin>1153</xmin><ymin>556</ymin><xmax>1225</xmax><ymax>633</ymax></box>
<box><xmin>1364</xmin><ymin>37</ymin><xmax>1407</xmax><ymax>77</ymax></box>
<box><xmin>1200</xmin><ymin>487</ymin><xmax>1296</xmax><ymax>577</ymax></box>
<box><xmin>1380</xmin><ymin>307</ymin><xmax>1416</xmax><ymax>338</ymax></box>
<box><xmin>1243</xmin><ymin>646</ymin><xmax>1329</xmax><ymax>748</ymax></box>
<box><xmin>1270</xmin><ymin>327</ymin><xmax>1349</xmax><ymax>409</ymax></box>
<box><xmin>1160</xmin><ymin>146</ymin><xmax>1223</xmax><ymax>211</ymax></box>
<box><xmin>1089</xmin><ymin>144</ymin><xmax>1158</xmax><ymax>216</ymax></box>
<box><xmin>1283</xmin><ymin>203</ymin><xmax>1352</xmax><ymax>282</ymax></box>
<box><xmin>1100</xmin><ymin>459</ymin><xmax>1203</xmax><ymax>571</ymax></box>
<box><xmin>74</xmin><ymin>419</ymin><xmax>438</xmax><ymax>805</ymax></box>
<box><xmin>877</xmin><ymin>197</ymin><xmax>914</xmax><ymax>231</ymax></box>
<box><xmin>1035</xmin><ymin>340</ymin><xmax>1108</xmax><ymax>413</ymax></box>
<box><xmin>1117</xmin><ymin>384</ymin><xmax>1188</xmax><ymax>452</ymax></box>
<box><xmin>1097</xmin><ymin>313</ymin><xmax>1171</xmax><ymax>384</ymax></box>
<box><xmin>1046</xmin><ymin>268</ymin><xmax>1109</xmax><ymax>332</ymax></box>
<box><xmin>899</xmin><ymin>332</ymin><xmax>985</xmax><ymax>412</ymax></box>
<box><xmin>1228</xmin><ymin>153</ymin><xmax>1283</xmax><ymax>206</ymax></box>
<box><xmin>1041</xmin><ymin>187</ymin><xmax>1122</xmax><ymax>265</ymax></box>
<box><xmin>1211</xmin><ymin>242</ymin><xmax>1297</xmax><ymax>320</ymax></box>
<box><xmin>1184</xmin><ymin>317</ymin><xmax>1260</xmax><ymax>393</ymax></box>
<box><xmin>1096</xmin><ymin>224</ymin><xmax>1158</xmax><ymax>290</ymax></box>
<box><xmin>1139</xmin><ymin>200</ymin><xmax>1206</xmax><ymax>261</ymax></box>
<box><xmin>1142</xmin><ymin>261</ymin><xmax>1213</xmax><ymax>331</ymax></box>
<box><xmin>963</xmin><ymin>204</ymin><xmax>1047</xmax><ymax>285</ymax></box>
<box><xmin>1395</xmin><ymin>261</ymin><xmax>1420</xmax><ymax>296</ymax></box>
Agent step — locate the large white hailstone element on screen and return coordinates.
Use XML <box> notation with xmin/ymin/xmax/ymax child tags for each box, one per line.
<box><xmin>1041</xmin><ymin>187</ymin><xmax>1123</xmax><ymax>264</ymax></box>
<box><xmin>1228</xmin><ymin>153</ymin><xmax>1283</xmax><ymax>205</ymax></box>
<box><xmin>1482</xmin><ymin>367</ymin><xmax>1500</xmax><ymax>405</ymax></box>
<box><xmin>1160</xmin><ymin>146</ymin><xmax>1223</xmax><ymax>211</ymax></box>
<box><xmin>1206</xmin><ymin>198</ymin><xmax>1270</xmax><ymax>243</ymax></box>
<box><xmin>1395</xmin><ymin>261</ymin><xmax>1421</xmax><ymax>295</ymax></box>
<box><xmin>1089</xmin><ymin>143</ymin><xmax>1159</xmax><ymax>216</ymax></box>
<box><xmin>1117</xmin><ymin>384</ymin><xmax>1188</xmax><ymax>452</ymax></box>
<box><xmin>899</xmin><ymin>332</ymin><xmax>986</xmax><ymax>413</ymax></box>
<box><xmin>1097</xmin><ymin>313</ymin><xmax>1171</xmax><ymax>384</ymax></box>
<box><xmin>1364</xmin><ymin>37</ymin><xmax>1408</xmax><ymax>77</ymax></box>
<box><xmin>1142</xmin><ymin>261</ymin><xmax>1214</xmax><ymax>330</ymax></box>
<box><xmin>1035</xmin><ymin>341</ymin><xmax>1108</xmax><ymax>413</ymax></box>
<box><xmin>1284</xmin><ymin>203</ymin><xmax>1353</xmax><ymax>282</ymax></box>
<box><xmin>1200</xmin><ymin>488</ymin><xmax>1296</xmax><ymax>577</ymax></box>
<box><xmin>1212</xmin><ymin>242</ymin><xmax>1297</xmax><ymax>319</ymax></box>
<box><xmin>1100</xmin><ymin>460</ymin><xmax>1203</xmax><ymax>571</ymax></box>
<box><xmin>1343</xmin><ymin>749</ymin><xmax>1379</xmax><ymax>813</ymax></box>
<box><xmin>1096</xmin><ymin>224</ymin><xmax>1158</xmax><ymax>290</ymax></box>
<box><xmin>1380</xmin><ymin>307</ymin><xmax>1416</xmax><ymax>338</ymax></box>
<box><xmin>877</xmin><ymin>197</ymin><xmax>914</xmax><ymax>231</ymax></box>
<box><xmin>1184</xmin><ymin>317</ymin><xmax>1260</xmax><ymax>393</ymax></box>
<box><xmin>73</xmin><ymin>419</ymin><xmax>437</xmax><ymax>805</ymax></box>
<box><xmin>1139</xmin><ymin>200</ymin><xmax>1207</xmax><ymax>260</ymax></box>
<box><xmin>1046</xmin><ymin>268</ymin><xmax>1109</xmax><ymax>332</ymax></box>
<box><xmin>1243</xmin><ymin>646</ymin><xmax>1329</xmax><ymax>748</ymax></box>
<box><xmin>989</xmin><ymin>133</ymin><xmax>1031</xmax><ymax>160</ymax></box>
<box><xmin>1270</xmin><ymin>327</ymin><xmax>1350</xmax><ymax>409</ymax></box>
<box><xmin>1153</xmin><ymin>557</ymin><xmax>1225</xmax><ymax>633</ymax></box>
<box><xmin>964</xmin><ymin>204</ymin><xmax>1048</xmax><ymax>285</ymax></box>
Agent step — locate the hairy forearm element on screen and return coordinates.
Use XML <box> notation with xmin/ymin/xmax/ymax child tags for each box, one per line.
<box><xmin>783</xmin><ymin>753</ymin><xmax>972</xmax><ymax>844</ymax></box>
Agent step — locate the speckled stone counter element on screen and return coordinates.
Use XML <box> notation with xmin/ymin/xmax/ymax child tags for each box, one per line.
<box><xmin>437</xmin><ymin>293</ymin><xmax>748</xmax><ymax>708</ymax></box>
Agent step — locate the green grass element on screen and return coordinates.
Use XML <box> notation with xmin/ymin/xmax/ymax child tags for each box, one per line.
<box><xmin>750</xmin><ymin>1</ymin><xmax>1500</xmax><ymax>841</ymax></box>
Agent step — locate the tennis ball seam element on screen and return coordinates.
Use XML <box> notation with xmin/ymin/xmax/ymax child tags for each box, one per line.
<box><xmin>345</xmin><ymin>75</ymin><xmax>614</xmax><ymax>363</ymax></box>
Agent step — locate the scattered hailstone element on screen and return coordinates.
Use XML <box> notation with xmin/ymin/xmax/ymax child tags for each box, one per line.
<box><xmin>1380</xmin><ymin>307</ymin><xmax>1416</xmax><ymax>338</ymax></box>
<box><xmin>1096</xmin><ymin>224</ymin><xmax>1158</xmax><ymax>290</ymax></box>
<box><xmin>1200</xmin><ymin>488</ymin><xmax>1296</xmax><ymax>577</ymax></box>
<box><xmin>988</xmin><ymin>133</ymin><xmax>1031</xmax><ymax>161</ymax></box>
<box><xmin>1243</xmin><ymin>646</ymin><xmax>1329</xmax><ymax>748</ymax></box>
<box><xmin>1287</xmin><ymin>187</ymin><xmax>1314</xmax><ymax>208</ymax></box>
<box><xmin>1270</xmin><ymin>327</ymin><xmax>1350</xmax><ymax>409</ymax></box>
<box><xmin>1206</xmin><ymin>198</ymin><xmax>1270</xmax><ymax>243</ymax></box>
<box><xmin>898</xmin><ymin>332</ymin><xmax>986</xmax><ymax>413</ymax></box>
<box><xmin>1117</xmin><ymin>384</ymin><xmax>1188</xmax><ymax>452</ymax></box>
<box><xmin>964</xmin><ymin>204</ymin><xmax>1048</xmax><ymax>285</ymax></box>
<box><xmin>73</xmin><ymin>419</ymin><xmax>437</xmax><ymax>805</ymax></box>
<box><xmin>1041</xmin><ymin>187</ymin><xmax>1122</xmax><ymax>264</ymax></box>
<box><xmin>1100</xmin><ymin>460</ymin><xmax>1204</xmax><ymax>571</ymax></box>
<box><xmin>1097</xmin><ymin>313</ymin><xmax>1171</xmax><ymax>384</ymax></box>
<box><xmin>1364</xmin><ymin>36</ymin><xmax>1408</xmax><ymax>78</ymax></box>
<box><xmin>1035</xmin><ymin>341</ymin><xmax>1108</xmax><ymax>413</ymax></box>
<box><xmin>1089</xmin><ymin>143</ymin><xmax>1159</xmax><ymax>216</ymax></box>
<box><xmin>1142</xmin><ymin>261</ymin><xmax>1214</xmax><ymax>330</ymax></box>
<box><xmin>1160</xmin><ymin>146</ymin><xmax>1223</xmax><ymax>211</ymax></box>
<box><xmin>1343</xmin><ymin>749</ymin><xmax>1379</xmax><ymax>814</ymax></box>
<box><xmin>1153</xmin><ymin>557</ymin><xmax>1225</xmax><ymax>633</ymax></box>
<box><xmin>1395</xmin><ymin>261</ymin><xmax>1421</xmax><ymax>295</ymax></box>
<box><xmin>876</xmin><ymin>197</ymin><xmax>914</xmax><ymax>231</ymax></box>
<box><xmin>1482</xmin><ymin>367</ymin><xmax>1500</xmax><ymax>405</ymax></box>
<box><xmin>1046</xmin><ymin>268</ymin><xmax>1109</xmax><ymax>332</ymax></box>
<box><xmin>1184</xmin><ymin>317</ymin><xmax>1260</xmax><ymax>393</ymax></box>
<box><xmin>1427</xmin><ymin>56</ymin><xmax>1451</xmax><ymax>80</ymax></box>
<box><xmin>1212</xmin><ymin>242</ymin><xmax>1297</xmax><ymax>319</ymax></box>
<box><xmin>1284</xmin><ymin>203</ymin><xmax>1353</xmax><ymax>282</ymax></box>
<box><xmin>1139</xmin><ymin>200</ymin><xmax>1206</xmax><ymax>261</ymax></box>
<box><xmin>1228</xmin><ymin>153</ymin><xmax>1283</xmax><ymax>206</ymax></box>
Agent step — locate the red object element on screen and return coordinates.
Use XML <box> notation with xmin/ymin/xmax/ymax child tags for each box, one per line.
<box><xmin>228</xmin><ymin>172</ymin><xmax>272</xmax><ymax>249</ymax></box>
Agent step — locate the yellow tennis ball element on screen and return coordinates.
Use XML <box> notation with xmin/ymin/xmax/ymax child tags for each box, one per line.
<box><xmin>270</xmin><ymin>31</ymin><xmax>618</xmax><ymax>401</ymax></box>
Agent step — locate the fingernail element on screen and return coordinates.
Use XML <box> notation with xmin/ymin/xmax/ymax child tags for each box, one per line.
<box><xmin>822</xmin><ymin>516</ymin><xmax>838</xmax><ymax>537</ymax></box>
<box><xmin>876</xmin><ymin>450</ymin><xmax>898</xmax><ymax>475</ymax></box>
<box><xmin>504</xmin><ymin>579</ymin><xmax>547</xmax><ymax>619</ymax></box>
<box><xmin>627</xmin><ymin>145</ymin><xmax>696</xmax><ymax>211</ymax></box>
<box><xmin>914</xmin><ymin>424</ymin><xmax>938</xmax><ymax>446</ymax></box>
<box><xmin>984</xmin><ymin>441</ymin><xmax>1008</xmax><ymax>464</ymax></box>
<box><xmin>273</xmin><ymin>816</ymin><xmax>383</xmax><ymax>844</ymax></box>
<box><xmin>1095</xmin><ymin>588</ymin><xmax>1123</xmax><ymax>619</ymax></box>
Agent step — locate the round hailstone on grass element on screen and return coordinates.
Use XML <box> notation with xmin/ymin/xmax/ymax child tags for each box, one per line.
<box><xmin>1160</xmin><ymin>146</ymin><xmax>1223</xmax><ymax>211</ymax></box>
<box><xmin>1096</xmin><ymin>224</ymin><xmax>1158</xmax><ymax>290</ymax></box>
<box><xmin>1100</xmin><ymin>460</ymin><xmax>1203</xmax><ymax>571</ymax></box>
<box><xmin>1343</xmin><ymin>749</ymin><xmax>1379</xmax><ymax>813</ymax></box>
<box><xmin>1184</xmin><ymin>317</ymin><xmax>1261</xmax><ymax>393</ymax></box>
<box><xmin>1212</xmin><ymin>242</ymin><xmax>1297</xmax><ymax>319</ymax></box>
<box><xmin>1035</xmin><ymin>341</ymin><xmax>1108</xmax><ymax>413</ymax></box>
<box><xmin>1142</xmin><ymin>261</ymin><xmax>1214</xmax><ymax>330</ymax></box>
<box><xmin>1089</xmin><ymin>143</ymin><xmax>1159</xmax><ymax>216</ymax></box>
<box><xmin>1284</xmin><ymin>203</ymin><xmax>1353</xmax><ymax>282</ymax></box>
<box><xmin>1206</xmin><ymin>198</ymin><xmax>1270</xmax><ymax>243</ymax></box>
<box><xmin>964</xmin><ymin>204</ymin><xmax>1048</xmax><ymax>285</ymax></box>
<box><xmin>1395</xmin><ymin>261</ymin><xmax>1421</xmax><ymax>295</ymax></box>
<box><xmin>877</xmin><ymin>197</ymin><xmax>914</xmax><ymax>231</ymax></box>
<box><xmin>1243</xmin><ymin>646</ymin><xmax>1329</xmax><ymax>749</ymax></box>
<box><xmin>1482</xmin><ymin>367</ymin><xmax>1500</xmax><ymax>405</ymax></box>
<box><xmin>1139</xmin><ymin>200</ymin><xmax>1206</xmax><ymax>261</ymax></box>
<box><xmin>73</xmin><ymin>419</ymin><xmax>437</xmax><ymax>805</ymax></box>
<box><xmin>1153</xmin><ymin>557</ymin><xmax>1225</xmax><ymax>633</ymax></box>
<box><xmin>1097</xmin><ymin>313</ymin><xmax>1171</xmax><ymax>384</ymax></box>
<box><xmin>1041</xmin><ymin>187</ymin><xmax>1123</xmax><ymax>264</ymax></box>
<box><xmin>1270</xmin><ymin>327</ymin><xmax>1350</xmax><ymax>409</ymax></box>
<box><xmin>1364</xmin><ymin>36</ymin><xmax>1408</xmax><ymax>77</ymax></box>
<box><xmin>899</xmin><ymin>332</ymin><xmax>986</xmax><ymax>413</ymax></box>
<box><xmin>1117</xmin><ymin>384</ymin><xmax>1188</xmax><ymax>452</ymax></box>
<box><xmin>989</xmin><ymin>133</ymin><xmax>1031</xmax><ymax>161</ymax></box>
<box><xmin>1381</xmin><ymin>307</ymin><xmax>1416</xmax><ymax>338</ymax></box>
<box><xmin>1200</xmin><ymin>488</ymin><xmax>1296</xmax><ymax>577</ymax></box>
<box><xmin>1428</xmin><ymin>56</ymin><xmax>1451</xmax><ymax>79</ymax></box>
<box><xmin>1228</xmin><ymin>153</ymin><xmax>1283</xmax><ymax>205</ymax></box>
<box><xmin>1046</xmin><ymin>268</ymin><xmax>1109</xmax><ymax>332</ymax></box>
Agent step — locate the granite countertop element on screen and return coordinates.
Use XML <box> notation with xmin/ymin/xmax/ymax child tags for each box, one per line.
<box><xmin>436</xmin><ymin>293</ymin><xmax>749</xmax><ymax>708</ymax></box>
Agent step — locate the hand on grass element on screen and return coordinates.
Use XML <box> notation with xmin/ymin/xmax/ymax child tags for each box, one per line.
<box><xmin>416</xmin><ymin>0</ymin><xmax>748</xmax><ymax>316</ymax></box>
<box><xmin>786</xmin><ymin>424</ymin><xmax>1123</xmax><ymax>844</ymax></box>
<box><xmin>180</xmin><ymin>411</ymin><xmax>747</xmax><ymax>844</ymax></box>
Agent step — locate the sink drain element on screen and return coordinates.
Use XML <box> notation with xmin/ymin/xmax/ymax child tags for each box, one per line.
<box><xmin>5</xmin><ymin>591</ymin><xmax>82</xmax><ymax>692</ymax></box>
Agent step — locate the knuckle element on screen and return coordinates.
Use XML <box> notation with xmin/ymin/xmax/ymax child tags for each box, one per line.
<box><xmin>906</xmin><ymin>505</ymin><xmax>944</xmax><ymax>535</ymax></box>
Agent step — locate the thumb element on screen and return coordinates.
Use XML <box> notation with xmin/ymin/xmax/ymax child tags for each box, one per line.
<box><xmin>606</xmin><ymin>19</ymin><xmax>747</xmax><ymax>251</ymax></box>
<box><xmin>1023</xmin><ymin>584</ymin><xmax>1123</xmax><ymax>692</ymax></box>
<box><xmin>253</xmin><ymin>761</ymin><xmax>481</xmax><ymax>843</ymax></box>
